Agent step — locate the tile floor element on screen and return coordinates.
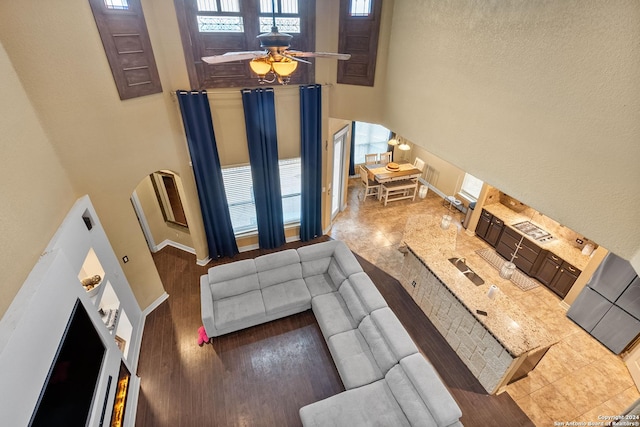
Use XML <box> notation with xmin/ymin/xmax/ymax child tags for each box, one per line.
<box><xmin>328</xmin><ymin>177</ymin><xmax>639</xmax><ymax>426</ymax></box>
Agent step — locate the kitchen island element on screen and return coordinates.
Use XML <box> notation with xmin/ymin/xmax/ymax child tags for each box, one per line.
<box><xmin>400</xmin><ymin>213</ymin><xmax>556</xmax><ymax>394</ymax></box>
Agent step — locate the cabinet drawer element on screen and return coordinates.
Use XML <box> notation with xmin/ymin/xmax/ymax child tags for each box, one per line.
<box><xmin>561</xmin><ymin>261</ymin><xmax>581</xmax><ymax>276</ymax></box>
<box><xmin>481</xmin><ymin>209</ymin><xmax>492</xmax><ymax>219</ymax></box>
<box><xmin>547</xmin><ymin>253</ymin><xmax>562</xmax><ymax>264</ymax></box>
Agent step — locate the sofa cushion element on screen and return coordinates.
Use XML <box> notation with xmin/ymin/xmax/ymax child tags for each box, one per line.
<box><xmin>370</xmin><ymin>307</ymin><xmax>419</xmax><ymax>361</ymax></box>
<box><xmin>357</xmin><ymin>316</ymin><xmax>398</xmax><ymax>374</ymax></box>
<box><xmin>299</xmin><ymin>380</ymin><xmax>410</xmax><ymax>427</ymax></box>
<box><xmin>255</xmin><ymin>249</ymin><xmax>303</xmax><ymax>288</ymax></box>
<box><xmin>262</xmin><ymin>278</ymin><xmax>311</xmax><ymax>316</ymax></box>
<box><xmin>312</xmin><ymin>292</ymin><xmax>359</xmax><ymax>339</ymax></box>
<box><xmin>338</xmin><ymin>279</ymin><xmax>368</xmax><ymax>324</ymax></box>
<box><xmin>208</xmin><ymin>259</ymin><xmax>259</xmax><ymax>300</ymax></box>
<box><xmin>348</xmin><ymin>272</ymin><xmax>388</xmax><ymax>313</ymax></box>
<box><xmin>297</xmin><ymin>241</ymin><xmax>339</xmax><ymax>277</ymax></box>
<box><xmin>214</xmin><ymin>290</ymin><xmax>265</xmax><ymax>331</ymax></box>
<box><xmin>397</xmin><ymin>353</ymin><xmax>462</xmax><ymax>427</ymax></box>
<box><xmin>332</xmin><ymin>242</ymin><xmax>364</xmax><ymax>280</ymax></box>
<box><xmin>385</xmin><ymin>364</ymin><xmax>439</xmax><ymax>427</ymax></box>
<box><xmin>327</xmin><ymin>329</ymin><xmax>383</xmax><ymax>389</ymax></box>
<box><xmin>304</xmin><ymin>274</ymin><xmax>337</xmax><ymax>297</ymax></box>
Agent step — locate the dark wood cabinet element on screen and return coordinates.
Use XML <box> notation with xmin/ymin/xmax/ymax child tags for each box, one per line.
<box><xmin>548</xmin><ymin>261</ymin><xmax>581</xmax><ymax>298</ymax></box>
<box><xmin>535</xmin><ymin>252</ymin><xmax>562</xmax><ymax>286</ymax></box>
<box><xmin>485</xmin><ymin>217</ymin><xmax>504</xmax><ymax>247</ymax></box>
<box><xmin>496</xmin><ymin>227</ymin><xmax>543</xmax><ymax>276</ymax></box>
<box><xmin>534</xmin><ymin>252</ymin><xmax>581</xmax><ymax>298</ymax></box>
<box><xmin>476</xmin><ymin>209</ymin><xmax>492</xmax><ymax>239</ymax></box>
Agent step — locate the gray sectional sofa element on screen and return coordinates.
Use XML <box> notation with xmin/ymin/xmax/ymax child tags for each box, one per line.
<box><xmin>200</xmin><ymin>240</ymin><xmax>463</xmax><ymax>427</ymax></box>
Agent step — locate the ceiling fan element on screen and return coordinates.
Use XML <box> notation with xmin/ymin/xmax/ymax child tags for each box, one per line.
<box><xmin>201</xmin><ymin>0</ymin><xmax>351</xmax><ymax>85</ymax></box>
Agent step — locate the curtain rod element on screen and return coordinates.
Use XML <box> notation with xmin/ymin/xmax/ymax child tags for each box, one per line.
<box><xmin>170</xmin><ymin>83</ymin><xmax>332</xmax><ymax>96</ymax></box>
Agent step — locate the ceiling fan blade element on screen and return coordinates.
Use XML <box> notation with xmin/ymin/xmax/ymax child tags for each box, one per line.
<box><xmin>201</xmin><ymin>51</ymin><xmax>267</xmax><ymax>64</ymax></box>
<box><xmin>288</xmin><ymin>51</ymin><xmax>352</xmax><ymax>61</ymax></box>
<box><xmin>281</xmin><ymin>53</ymin><xmax>312</xmax><ymax>64</ymax></box>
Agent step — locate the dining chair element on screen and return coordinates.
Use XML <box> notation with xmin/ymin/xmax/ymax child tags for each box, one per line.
<box><xmin>364</xmin><ymin>153</ymin><xmax>378</xmax><ymax>165</ymax></box>
<box><xmin>413</xmin><ymin>157</ymin><xmax>426</xmax><ymax>172</ymax></box>
<box><xmin>379</xmin><ymin>151</ymin><xmax>392</xmax><ymax>164</ymax></box>
<box><xmin>359</xmin><ymin>165</ymin><xmax>380</xmax><ymax>200</ymax></box>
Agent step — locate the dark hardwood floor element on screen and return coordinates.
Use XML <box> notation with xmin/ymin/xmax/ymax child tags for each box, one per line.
<box><xmin>135</xmin><ymin>240</ymin><xmax>533</xmax><ymax>427</ymax></box>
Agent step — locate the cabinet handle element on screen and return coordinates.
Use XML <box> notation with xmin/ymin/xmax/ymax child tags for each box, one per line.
<box><xmin>551</xmin><ymin>255</ymin><xmax>559</xmax><ymax>261</ymax></box>
<box><xmin>510</xmin><ymin>253</ymin><xmax>518</xmax><ymax>259</ymax></box>
<box><xmin>568</xmin><ymin>266</ymin><xmax>576</xmax><ymax>272</ymax></box>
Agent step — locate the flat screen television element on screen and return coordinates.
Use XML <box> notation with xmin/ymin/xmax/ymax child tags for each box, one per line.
<box><xmin>29</xmin><ymin>299</ymin><xmax>106</xmax><ymax>427</ymax></box>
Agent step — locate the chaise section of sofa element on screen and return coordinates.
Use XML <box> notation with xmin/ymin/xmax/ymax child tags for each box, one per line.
<box><xmin>299</xmin><ymin>353</ymin><xmax>463</xmax><ymax>427</ymax></box>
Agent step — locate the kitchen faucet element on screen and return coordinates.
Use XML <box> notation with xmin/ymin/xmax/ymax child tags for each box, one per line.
<box><xmin>454</xmin><ymin>257</ymin><xmax>466</xmax><ymax>265</ymax></box>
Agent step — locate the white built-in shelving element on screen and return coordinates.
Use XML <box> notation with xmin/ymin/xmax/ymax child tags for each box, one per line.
<box><xmin>0</xmin><ymin>195</ymin><xmax>145</xmax><ymax>427</ymax></box>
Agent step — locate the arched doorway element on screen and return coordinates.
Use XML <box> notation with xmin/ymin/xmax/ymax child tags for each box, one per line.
<box><xmin>130</xmin><ymin>170</ymin><xmax>195</xmax><ymax>255</ymax></box>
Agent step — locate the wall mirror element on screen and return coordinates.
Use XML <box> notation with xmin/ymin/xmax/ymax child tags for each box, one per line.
<box><xmin>150</xmin><ymin>171</ymin><xmax>188</xmax><ymax>228</ymax></box>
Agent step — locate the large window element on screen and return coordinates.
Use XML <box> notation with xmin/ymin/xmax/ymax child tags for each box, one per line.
<box><xmin>352</xmin><ymin>121</ymin><xmax>391</xmax><ymax>165</ymax></box>
<box><xmin>175</xmin><ymin>0</ymin><xmax>315</xmax><ymax>88</ymax></box>
<box><xmin>221</xmin><ymin>158</ymin><xmax>301</xmax><ymax>234</ymax></box>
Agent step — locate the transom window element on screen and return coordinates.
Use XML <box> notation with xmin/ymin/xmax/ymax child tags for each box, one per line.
<box><xmin>221</xmin><ymin>158</ymin><xmax>301</xmax><ymax>234</ymax></box>
<box><xmin>349</xmin><ymin>0</ymin><xmax>372</xmax><ymax>16</ymax></box>
<box><xmin>197</xmin><ymin>0</ymin><xmax>240</xmax><ymax>12</ymax></box>
<box><xmin>259</xmin><ymin>0</ymin><xmax>300</xmax><ymax>33</ymax></box>
<box><xmin>196</xmin><ymin>0</ymin><xmax>243</xmax><ymax>32</ymax></box>
<box><xmin>353</xmin><ymin>122</ymin><xmax>391</xmax><ymax>165</ymax></box>
<box><xmin>104</xmin><ymin>0</ymin><xmax>129</xmax><ymax>10</ymax></box>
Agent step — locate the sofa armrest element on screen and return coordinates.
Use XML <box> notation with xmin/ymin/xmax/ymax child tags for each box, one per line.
<box><xmin>200</xmin><ymin>275</ymin><xmax>216</xmax><ymax>338</ymax></box>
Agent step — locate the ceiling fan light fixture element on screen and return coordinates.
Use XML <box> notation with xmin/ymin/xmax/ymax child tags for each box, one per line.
<box><xmin>249</xmin><ymin>58</ymin><xmax>272</xmax><ymax>76</ymax></box>
<box><xmin>271</xmin><ymin>59</ymin><xmax>298</xmax><ymax>78</ymax></box>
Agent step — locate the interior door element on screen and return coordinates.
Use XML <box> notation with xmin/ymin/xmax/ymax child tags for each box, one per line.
<box><xmin>331</xmin><ymin>126</ymin><xmax>349</xmax><ymax>220</ymax></box>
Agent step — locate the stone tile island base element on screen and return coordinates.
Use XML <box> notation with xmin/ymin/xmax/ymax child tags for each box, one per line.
<box><xmin>400</xmin><ymin>247</ymin><xmax>549</xmax><ymax>394</ymax></box>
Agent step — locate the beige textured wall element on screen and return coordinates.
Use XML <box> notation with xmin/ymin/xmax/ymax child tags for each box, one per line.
<box><xmin>0</xmin><ymin>41</ymin><xmax>77</xmax><ymax>316</ymax></box>
<box><xmin>411</xmin><ymin>143</ymin><xmax>465</xmax><ymax>197</ymax></box>
<box><xmin>384</xmin><ymin>0</ymin><xmax>640</xmax><ymax>265</ymax></box>
<box><xmin>316</xmin><ymin>0</ymin><xmax>393</xmax><ymax>123</ymax></box>
<box><xmin>0</xmin><ymin>0</ymin><xmax>180</xmax><ymax>310</ymax></box>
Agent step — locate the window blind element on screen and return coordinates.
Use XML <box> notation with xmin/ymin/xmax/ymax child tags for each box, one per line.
<box><xmin>221</xmin><ymin>158</ymin><xmax>301</xmax><ymax>234</ymax></box>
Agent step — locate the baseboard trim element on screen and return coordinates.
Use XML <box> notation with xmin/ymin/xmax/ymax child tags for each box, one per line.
<box><xmin>156</xmin><ymin>239</ymin><xmax>196</xmax><ymax>255</ymax></box>
<box><xmin>559</xmin><ymin>300</ymin><xmax>570</xmax><ymax>311</ymax></box>
<box><xmin>196</xmin><ymin>257</ymin><xmax>211</xmax><ymax>266</ymax></box>
<box><xmin>239</xmin><ymin>243</ymin><xmax>260</xmax><ymax>253</ymax></box>
<box><xmin>142</xmin><ymin>292</ymin><xmax>169</xmax><ymax>317</ymax></box>
<box><xmin>286</xmin><ymin>235</ymin><xmax>300</xmax><ymax>244</ymax></box>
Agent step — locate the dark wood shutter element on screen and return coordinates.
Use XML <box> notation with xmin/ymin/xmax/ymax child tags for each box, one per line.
<box><xmin>89</xmin><ymin>0</ymin><xmax>162</xmax><ymax>100</ymax></box>
<box><xmin>337</xmin><ymin>0</ymin><xmax>383</xmax><ymax>87</ymax></box>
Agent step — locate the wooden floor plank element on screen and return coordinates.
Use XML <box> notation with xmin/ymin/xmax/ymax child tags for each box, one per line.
<box><xmin>135</xmin><ymin>240</ymin><xmax>532</xmax><ymax>427</ymax></box>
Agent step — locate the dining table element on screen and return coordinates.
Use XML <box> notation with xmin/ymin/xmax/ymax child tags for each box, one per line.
<box><xmin>364</xmin><ymin>161</ymin><xmax>422</xmax><ymax>183</ymax></box>
<box><xmin>364</xmin><ymin>161</ymin><xmax>423</xmax><ymax>202</ymax></box>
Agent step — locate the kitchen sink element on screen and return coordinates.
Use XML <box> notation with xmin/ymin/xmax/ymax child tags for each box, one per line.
<box><xmin>448</xmin><ymin>258</ymin><xmax>485</xmax><ymax>286</ymax></box>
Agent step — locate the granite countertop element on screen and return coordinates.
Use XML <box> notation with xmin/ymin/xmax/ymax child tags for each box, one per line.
<box><xmin>403</xmin><ymin>213</ymin><xmax>556</xmax><ymax>357</ymax></box>
<box><xmin>482</xmin><ymin>203</ymin><xmax>591</xmax><ymax>270</ymax></box>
